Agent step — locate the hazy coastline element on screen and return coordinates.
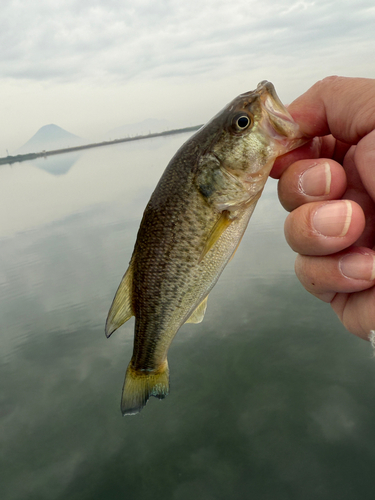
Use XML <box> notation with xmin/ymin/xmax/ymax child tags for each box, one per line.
<box><xmin>0</xmin><ymin>124</ymin><xmax>202</xmax><ymax>166</ymax></box>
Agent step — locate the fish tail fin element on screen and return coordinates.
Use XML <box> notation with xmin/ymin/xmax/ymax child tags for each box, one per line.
<box><xmin>121</xmin><ymin>360</ymin><xmax>170</xmax><ymax>416</ymax></box>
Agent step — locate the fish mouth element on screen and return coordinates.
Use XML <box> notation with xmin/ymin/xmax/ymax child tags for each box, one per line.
<box><xmin>257</xmin><ymin>81</ymin><xmax>308</xmax><ymax>152</ymax></box>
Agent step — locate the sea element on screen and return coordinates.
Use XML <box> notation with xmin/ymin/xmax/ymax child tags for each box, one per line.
<box><xmin>1</xmin><ymin>132</ymin><xmax>375</xmax><ymax>500</ymax></box>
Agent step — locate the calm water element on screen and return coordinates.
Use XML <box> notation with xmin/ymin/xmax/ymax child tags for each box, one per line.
<box><xmin>1</xmin><ymin>133</ymin><xmax>375</xmax><ymax>500</ymax></box>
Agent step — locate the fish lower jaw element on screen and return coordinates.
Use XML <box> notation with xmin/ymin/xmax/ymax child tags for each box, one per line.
<box><xmin>280</xmin><ymin>135</ymin><xmax>309</xmax><ymax>153</ymax></box>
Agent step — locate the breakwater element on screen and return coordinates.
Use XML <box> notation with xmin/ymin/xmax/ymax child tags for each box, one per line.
<box><xmin>0</xmin><ymin>125</ymin><xmax>203</xmax><ymax>166</ymax></box>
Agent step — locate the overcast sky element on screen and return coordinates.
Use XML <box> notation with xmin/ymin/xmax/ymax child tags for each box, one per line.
<box><xmin>1</xmin><ymin>0</ymin><xmax>375</xmax><ymax>153</ymax></box>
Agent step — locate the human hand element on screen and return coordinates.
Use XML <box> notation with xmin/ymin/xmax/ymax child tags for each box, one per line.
<box><xmin>271</xmin><ymin>76</ymin><xmax>375</xmax><ymax>340</ymax></box>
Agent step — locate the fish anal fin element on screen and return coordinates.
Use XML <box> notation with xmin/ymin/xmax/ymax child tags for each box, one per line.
<box><xmin>199</xmin><ymin>211</ymin><xmax>233</xmax><ymax>262</ymax></box>
<box><xmin>185</xmin><ymin>295</ymin><xmax>208</xmax><ymax>324</ymax></box>
<box><xmin>105</xmin><ymin>263</ymin><xmax>134</xmax><ymax>338</ymax></box>
<box><xmin>121</xmin><ymin>360</ymin><xmax>170</xmax><ymax>415</ymax></box>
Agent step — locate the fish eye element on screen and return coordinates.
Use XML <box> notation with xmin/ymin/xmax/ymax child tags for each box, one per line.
<box><xmin>234</xmin><ymin>114</ymin><xmax>253</xmax><ymax>131</ymax></box>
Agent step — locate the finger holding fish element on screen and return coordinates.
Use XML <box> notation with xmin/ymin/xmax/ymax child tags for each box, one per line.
<box><xmin>277</xmin><ymin>158</ymin><xmax>348</xmax><ymax>212</ymax></box>
<box><xmin>294</xmin><ymin>247</ymin><xmax>375</xmax><ymax>303</ymax></box>
<box><xmin>284</xmin><ymin>199</ymin><xmax>366</xmax><ymax>256</ymax></box>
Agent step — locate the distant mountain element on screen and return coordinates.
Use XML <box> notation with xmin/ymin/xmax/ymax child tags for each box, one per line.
<box><xmin>14</xmin><ymin>124</ymin><xmax>86</xmax><ymax>155</ymax></box>
<box><xmin>104</xmin><ymin>118</ymin><xmax>175</xmax><ymax>140</ymax></box>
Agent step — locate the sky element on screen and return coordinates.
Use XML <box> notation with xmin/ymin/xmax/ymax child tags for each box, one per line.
<box><xmin>1</xmin><ymin>0</ymin><xmax>375</xmax><ymax>153</ymax></box>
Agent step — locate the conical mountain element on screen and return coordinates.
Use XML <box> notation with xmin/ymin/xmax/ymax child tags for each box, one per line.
<box><xmin>14</xmin><ymin>124</ymin><xmax>85</xmax><ymax>155</ymax></box>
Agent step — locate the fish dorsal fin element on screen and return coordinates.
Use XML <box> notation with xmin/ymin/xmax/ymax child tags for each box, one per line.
<box><xmin>199</xmin><ymin>210</ymin><xmax>233</xmax><ymax>262</ymax></box>
<box><xmin>185</xmin><ymin>295</ymin><xmax>209</xmax><ymax>324</ymax></box>
<box><xmin>105</xmin><ymin>262</ymin><xmax>134</xmax><ymax>338</ymax></box>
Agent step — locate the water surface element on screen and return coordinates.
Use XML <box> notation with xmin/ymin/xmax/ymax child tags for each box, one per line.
<box><xmin>1</xmin><ymin>133</ymin><xmax>375</xmax><ymax>500</ymax></box>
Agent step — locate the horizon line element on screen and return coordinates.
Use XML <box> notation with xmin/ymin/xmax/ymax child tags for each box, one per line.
<box><xmin>0</xmin><ymin>125</ymin><xmax>203</xmax><ymax>166</ymax></box>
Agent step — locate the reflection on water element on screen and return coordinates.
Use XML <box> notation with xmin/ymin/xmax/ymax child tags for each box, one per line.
<box><xmin>32</xmin><ymin>152</ymin><xmax>81</xmax><ymax>176</ymax></box>
<box><xmin>1</xmin><ymin>134</ymin><xmax>375</xmax><ymax>500</ymax></box>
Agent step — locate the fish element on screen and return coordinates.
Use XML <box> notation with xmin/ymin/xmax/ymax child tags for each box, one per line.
<box><xmin>105</xmin><ymin>81</ymin><xmax>306</xmax><ymax>415</ymax></box>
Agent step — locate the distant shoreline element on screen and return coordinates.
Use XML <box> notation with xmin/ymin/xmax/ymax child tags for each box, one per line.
<box><xmin>0</xmin><ymin>125</ymin><xmax>203</xmax><ymax>166</ymax></box>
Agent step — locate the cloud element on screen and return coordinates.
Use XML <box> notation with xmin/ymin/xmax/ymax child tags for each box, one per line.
<box><xmin>1</xmin><ymin>0</ymin><xmax>374</xmax><ymax>153</ymax></box>
<box><xmin>1</xmin><ymin>0</ymin><xmax>374</xmax><ymax>84</ymax></box>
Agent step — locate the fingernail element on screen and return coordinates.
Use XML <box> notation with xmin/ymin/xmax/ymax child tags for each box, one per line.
<box><xmin>313</xmin><ymin>200</ymin><xmax>352</xmax><ymax>237</ymax></box>
<box><xmin>300</xmin><ymin>163</ymin><xmax>331</xmax><ymax>196</ymax></box>
<box><xmin>339</xmin><ymin>253</ymin><xmax>375</xmax><ymax>281</ymax></box>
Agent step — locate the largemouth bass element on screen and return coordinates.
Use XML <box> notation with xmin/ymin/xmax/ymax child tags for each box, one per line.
<box><xmin>106</xmin><ymin>81</ymin><xmax>305</xmax><ymax>415</ymax></box>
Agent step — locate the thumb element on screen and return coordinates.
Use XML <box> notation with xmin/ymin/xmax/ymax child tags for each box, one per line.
<box><xmin>288</xmin><ymin>77</ymin><xmax>375</xmax><ymax>144</ymax></box>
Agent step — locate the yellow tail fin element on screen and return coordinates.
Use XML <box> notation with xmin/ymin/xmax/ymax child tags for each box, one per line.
<box><xmin>121</xmin><ymin>360</ymin><xmax>170</xmax><ymax>415</ymax></box>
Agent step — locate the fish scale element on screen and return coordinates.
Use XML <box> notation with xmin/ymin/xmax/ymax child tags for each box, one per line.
<box><xmin>105</xmin><ymin>81</ymin><xmax>307</xmax><ymax>415</ymax></box>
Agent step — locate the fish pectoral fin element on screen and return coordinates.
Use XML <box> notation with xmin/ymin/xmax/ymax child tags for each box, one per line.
<box><xmin>105</xmin><ymin>263</ymin><xmax>134</xmax><ymax>338</ymax></box>
<box><xmin>121</xmin><ymin>360</ymin><xmax>170</xmax><ymax>416</ymax></box>
<box><xmin>199</xmin><ymin>210</ymin><xmax>233</xmax><ymax>262</ymax></box>
<box><xmin>185</xmin><ymin>295</ymin><xmax>209</xmax><ymax>324</ymax></box>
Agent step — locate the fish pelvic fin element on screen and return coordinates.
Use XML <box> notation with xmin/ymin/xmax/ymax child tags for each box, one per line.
<box><xmin>199</xmin><ymin>210</ymin><xmax>233</xmax><ymax>262</ymax></box>
<box><xmin>121</xmin><ymin>360</ymin><xmax>170</xmax><ymax>416</ymax></box>
<box><xmin>185</xmin><ymin>295</ymin><xmax>208</xmax><ymax>324</ymax></box>
<box><xmin>105</xmin><ymin>263</ymin><xmax>134</xmax><ymax>338</ymax></box>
